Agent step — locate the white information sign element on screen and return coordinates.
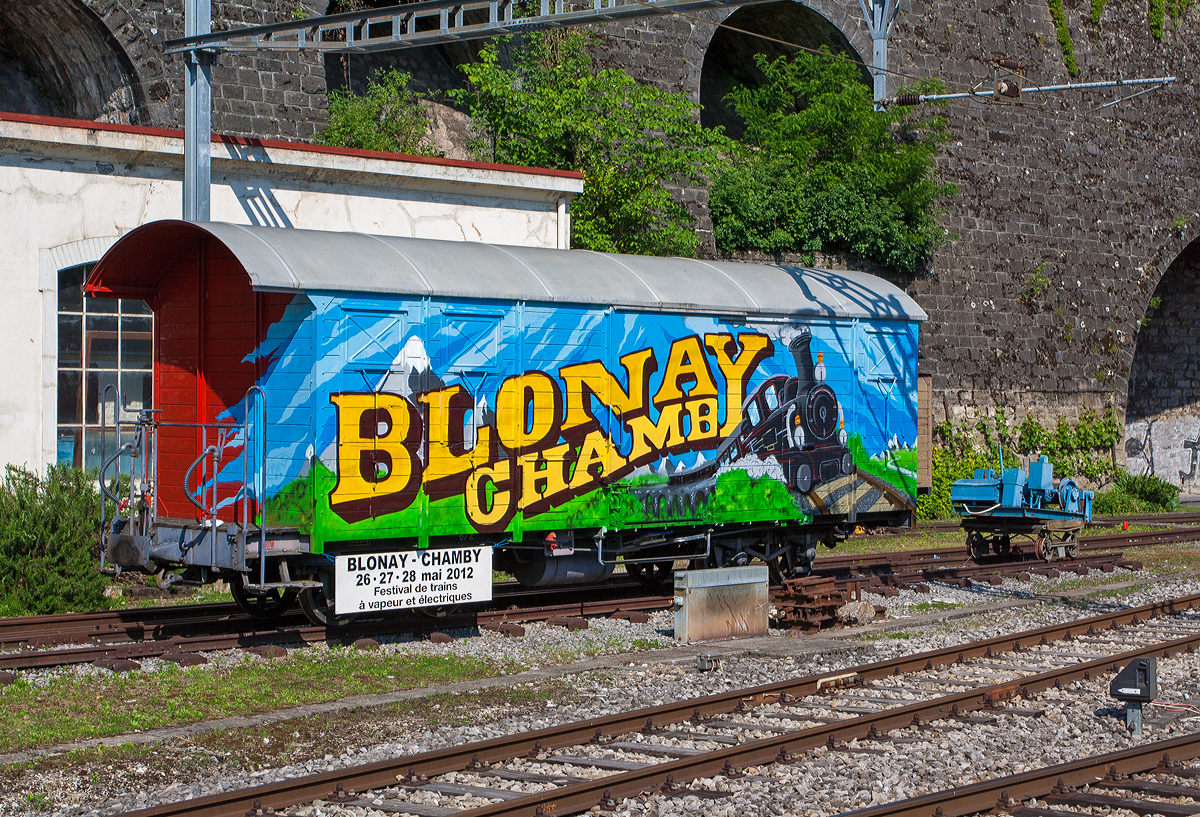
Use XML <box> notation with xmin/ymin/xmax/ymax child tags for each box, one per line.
<box><xmin>334</xmin><ymin>547</ymin><xmax>493</xmax><ymax>614</ymax></box>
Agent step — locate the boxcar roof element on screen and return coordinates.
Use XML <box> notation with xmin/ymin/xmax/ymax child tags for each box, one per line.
<box><xmin>89</xmin><ymin>220</ymin><xmax>927</xmax><ymax>321</ymax></box>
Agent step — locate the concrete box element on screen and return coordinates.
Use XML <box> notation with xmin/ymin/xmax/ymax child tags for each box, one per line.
<box><xmin>673</xmin><ymin>566</ymin><xmax>769</xmax><ymax>644</ymax></box>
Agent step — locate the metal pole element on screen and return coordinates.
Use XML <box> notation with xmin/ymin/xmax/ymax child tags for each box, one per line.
<box><xmin>872</xmin><ymin>34</ymin><xmax>888</xmax><ymax>112</ymax></box>
<box><xmin>860</xmin><ymin>0</ymin><xmax>899</xmax><ymax>113</ymax></box>
<box><xmin>184</xmin><ymin>0</ymin><xmax>212</xmax><ymax>221</ymax></box>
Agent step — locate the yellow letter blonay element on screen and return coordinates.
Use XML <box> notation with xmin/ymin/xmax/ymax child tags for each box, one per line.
<box><xmin>328</xmin><ymin>333</ymin><xmax>771</xmax><ymax>529</ymax></box>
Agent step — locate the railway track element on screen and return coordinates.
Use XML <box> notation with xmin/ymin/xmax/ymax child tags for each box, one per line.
<box><xmin>903</xmin><ymin>510</ymin><xmax>1200</xmax><ymax>535</ymax></box>
<box><xmin>806</xmin><ymin>518</ymin><xmax>1200</xmax><ymax>582</ymax></box>
<box><xmin>0</xmin><ymin>578</ymin><xmax>656</xmax><ymax>650</ymax></box>
<box><xmin>115</xmin><ymin>593</ymin><xmax>1200</xmax><ymax>817</ymax></box>
<box><xmin>847</xmin><ymin>736</ymin><xmax>1200</xmax><ymax>817</ymax></box>
<box><xmin>0</xmin><ymin>550</ymin><xmax>1138</xmax><ymax>672</ymax></box>
<box><xmin>2</xmin><ymin>521</ymin><xmax>1185</xmax><ymax>672</ymax></box>
<box><xmin>0</xmin><ymin>590</ymin><xmax>671</xmax><ymax>672</ymax></box>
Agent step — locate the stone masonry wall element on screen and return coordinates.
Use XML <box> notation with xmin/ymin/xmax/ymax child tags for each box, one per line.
<box><xmin>11</xmin><ymin>0</ymin><xmax>1200</xmax><ymax>478</ymax></box>
<box><xmin>588</xmin><ymin>0</ymin><xmax>1200</xmax><ymax>446</ymax></box>
<box><xmin>23</xmin><ymin>0</ymin><xmax>331</xmax><ymax>138</ymax></box>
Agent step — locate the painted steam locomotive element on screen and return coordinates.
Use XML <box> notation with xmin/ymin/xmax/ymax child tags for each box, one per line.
<box><xmin>88</xmin><ymin>221</ymin><xmax>925</xmax><ymax>623</ymax></box>
<box><xmin>671</xmin><ymin>332</ymin><xmax>854</xmax><ymax>494</ymax></box>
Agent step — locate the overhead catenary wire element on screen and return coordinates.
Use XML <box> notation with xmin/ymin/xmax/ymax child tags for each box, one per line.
<box><xmin>651</xmin><ymin>2</ymin><xmax>1187</xmax><ymax>152</ymax></box>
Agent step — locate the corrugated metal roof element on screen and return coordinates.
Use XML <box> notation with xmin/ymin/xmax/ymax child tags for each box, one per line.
<box><xmin>91</xmin><ymin>221</ymin><xmax>927</xmax><ymax>321</ymax></box>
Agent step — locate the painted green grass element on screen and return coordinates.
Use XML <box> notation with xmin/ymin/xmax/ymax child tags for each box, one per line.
<box><xmin>271</xmin><ymin>453</ymin><xmax>812</xmax><ymax>549</ymax></box>
<box><xmin>849</xmin><ymin>434</ymin><xmax>917</xmax><ymax>497</ymax></box>
<box><xmin>0</xmin><ymin>650</ymin><xmax>499</xmax><ymax>754</ymax></box>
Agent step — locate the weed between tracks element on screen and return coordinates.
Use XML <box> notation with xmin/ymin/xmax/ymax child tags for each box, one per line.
<box><xmin>0</xmin><ymin>683</ymin><xmax>582</xmax><ymax>812</ymax></box>
<box><xmin>0</xmin><ymin>651</ymin><xmax>502</xmax><ymax>754</ymax></box>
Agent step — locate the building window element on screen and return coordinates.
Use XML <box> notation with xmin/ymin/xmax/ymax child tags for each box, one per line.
<box><xmin>56</xmin><ymin>264</ymin><xmax>153</xmax><ymax>472</ymax></box>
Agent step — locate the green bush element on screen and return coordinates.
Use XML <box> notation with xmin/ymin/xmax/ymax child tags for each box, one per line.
<box><xmin>1113</xmin><ymin>472</ymin><xmax>1180</xmax><ymax>511</ymax></box>
<box><xmin>1092</xmin><ymin>489</ymin><xmax>1151</xmax><ymax>517</ymax></box>
<box><xmin>1014</xmin><ymin>407</ymin><xmax>1122</xmax><ymax>483</ymax></box>
<box><xmin>319</xmin><ymin>68</ymin><xmax>439</xmax><ymax>156</ymax></box>
<box><xmin>0</xmin><ymin>464</ymin><xmax>110</xmax><ymax>615</ymax></box>
<box><xmin>709</xmin><ymin>49</ymin><xmax>956</xmax><ymax>276</ymax></box>
<box><xmin>453</xmin><ymin>31</ymin><xmax>721</xmax><ymax>257</ymax></box>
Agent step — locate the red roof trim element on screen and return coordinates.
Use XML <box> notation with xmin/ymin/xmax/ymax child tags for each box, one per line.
<box><xmin>0</xmin><ymin>110</ymin><xmax>585</xmax><ymax>181</ymax></box>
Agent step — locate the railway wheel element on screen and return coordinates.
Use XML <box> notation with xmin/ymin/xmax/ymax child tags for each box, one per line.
<box><xmin>230</xmin><ymin>574</ymin><xmax>296</xmax><ymax>621</ymax></box>
<box><xmin>966</xmin><ymin>531</ymin><xmax>989</xmax><ymax>562</ymax></box>
<box><xmin>627</xmin><ymin>561</ymin><xmax>673</xmax><ymax>589</ymax></box>
<box><xmin>1063</xmin><ymin>534</ymin><xmax>1080</xmax><ymax>560</ymax></box>
<box><xmin>1036</xmin><ymin>530</ymin><xmax>1055</xmax><ymax>561</ymax></box>
<box><xmin>991</xmin><ymin>535</ymin><xmax>1012</xmax><ymax>558</ymax></box>
<box><xmin>297</xmin><ymin>577</ymin><xmax>358</xmax><ymax>627</ymax></box>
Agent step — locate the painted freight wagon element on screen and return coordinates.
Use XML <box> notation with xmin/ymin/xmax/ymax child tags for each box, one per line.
<box><xmin>88</xmin><ymin>221</ymin><xmax>926</xmax><ymax>624</ymax></box>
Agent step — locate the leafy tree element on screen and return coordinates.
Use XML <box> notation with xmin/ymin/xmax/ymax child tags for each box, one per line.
<box><xmin>453</xmin><ymin>32</ymin><xmax>722</xmax><ymax>256</ymax></box>
<box><xmin>320</xmin><ymin>68</ymin><xmax>439</xmax><ymax>156</ymax></box>
<box><xmin>710</xmin><ymin>50</ymin><xmax>956</xmax><ymax>275</ymax></box>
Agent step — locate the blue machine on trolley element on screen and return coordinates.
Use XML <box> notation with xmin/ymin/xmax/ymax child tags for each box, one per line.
<box><xmin>951</xmin><ymin>454</ymin><xmax>1093</xmax><ymax>562</ymax></box>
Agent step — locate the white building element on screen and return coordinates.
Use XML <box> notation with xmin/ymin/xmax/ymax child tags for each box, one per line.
<box><xmin>0</xmin><ymin>112</ymin><xmax>582</xmax><ymax>472</ymax></box>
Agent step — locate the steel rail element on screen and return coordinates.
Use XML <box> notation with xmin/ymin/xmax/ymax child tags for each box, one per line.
<box><xmin>836</xmin><ymin>733</ymin><xmax>1200</xmax><ymax>817</ymax></box>
<box><xmin>461</xmin><ymin>628</ymin><xmax>1200</xmax><ymax>817</ymax></box>
<box><xmin>0</xmin><ymin>593</ymin><xmax>673</xmax><ymax>671</ymax></box>
<box><xmin>0</xmin><ymin>577</ymin><xmax>649</xmax><ymax>647</ymax></box>
<box><xmin>115</xmin><ymin>593</ymin><xmax>1200</xmax><ymax>817</ymax></box>
<box><xmin>814</xmin><ymin>522</ymin><xmax>1200</xmax><ymax>572</ymax></box>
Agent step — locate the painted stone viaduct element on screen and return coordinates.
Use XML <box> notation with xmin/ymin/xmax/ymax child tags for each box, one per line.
<box><xmin>3</xmin><ymin>0</ymin><xmax>1198</xmax><ymax>485</ymax></box>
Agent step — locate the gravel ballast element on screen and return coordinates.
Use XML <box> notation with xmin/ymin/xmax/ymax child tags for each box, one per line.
<box><xmin>4</xmin><ymin>569</ymin><xmax>1200</xmax><ymax>817</ymax></box>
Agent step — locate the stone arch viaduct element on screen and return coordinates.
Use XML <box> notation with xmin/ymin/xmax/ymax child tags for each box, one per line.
<box><xmin>5</xmin><ymin>0</ymin><xmax>1199</xmax><ymax>484</ymax></box>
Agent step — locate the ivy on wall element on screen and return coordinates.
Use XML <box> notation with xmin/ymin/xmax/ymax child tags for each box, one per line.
<box><xmin>1048</xmin><ymin>0</ymin><xmax>1079</xmax><ymax>75</ymax></box>
<box><xmin>1150</xmin><ymin>0</ymin><xmax>1166</xmax><ymax>38</ymax></box>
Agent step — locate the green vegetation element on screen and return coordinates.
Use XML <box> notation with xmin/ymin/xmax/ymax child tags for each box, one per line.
<box><xmin>1018</xmin><ymin>264</ymin><xmax>1051</xmax><ymax>307</ymax></box>
<box><xmin>1171</xmin><ymin>0</ymin><xmax>1196</xmax><ymax>26</ymax></box>
<box><xmin>0</xmin><ymin>464</ymin><xmax>111</xmax><ymax>616</ymax></box>
<box><xmin>1094</xmin><ymin>472</ymin><xmax>1180</xmax><ymax>515</ymax></box>
<box><xmin>709</xmin><ymin>50</ymin><xmax>955</xmax><ymax>276</ymax></box>
<box><xmin>1090</xmin><ymin>0</ymin><xmax>1106</xmax><ymax>21</ymax></box>
<box><xmin>1048</xmin><ymin>0</ymin><xmax>1079</xmax><ymax>74</ymax></box>
<box><xmin>903</xmin><ymin>600</ymin><xmax>960</xmax><ymax>614</ymax></box>
<box><xmin>453</xmin><ymin>31</ymin><xmax>718</xmax><ymax>257</ymax></box>
<box><xmin>1139</xmin><ymin>295</ymin><xmax>1163</xmax><ymax>328</ymax></box>
<box><xmin>1014</xmin><ymin>407</ymin><xmax>1122</xmax><ymax>482</ymax></box>
<box><xmin>321</xmin><ymin>35</ymin><xmax>958</xmax><ymax>274</ymax></box>
<box><xmin>1150</xmin><ymin>0</ymin><xmax>1166</xmax><ymax>38</ymax></box>
<box><xmin>919</xmin><ymin>408</ymin><xmax>1122</xmax><ymax>519</ymax></box>
<box><xmin>0</xmin><ymin>650</ymin><xmax>498</xmax><ymax>753</ymax></box>
<box><xmin>319</xmin><ymin>68</ymin><xmax>438</xmax><ymax>156</ymax></box>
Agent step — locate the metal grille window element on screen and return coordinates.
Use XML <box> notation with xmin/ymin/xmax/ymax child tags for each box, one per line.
<box><xmin>56</xmin><ymin>263</ymin><xmax>153</xmax><ymax>471</ymax></box>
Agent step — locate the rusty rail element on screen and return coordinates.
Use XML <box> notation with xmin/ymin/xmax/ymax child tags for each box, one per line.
<box><xmin>838</xmin><ymin>735</ymin><xmax>1200</xmax><ymax>817</ymax></box>
<box><xmin>114</xmin><ymin>594</ymin><xmax>1200</xmax><ymax>817</ymax></box>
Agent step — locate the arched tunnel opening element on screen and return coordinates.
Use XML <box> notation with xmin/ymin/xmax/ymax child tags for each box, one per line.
<box><xmin>0</xmin><ymin>1</ymin><xmax>144</xmax><ymax>123</ymax></box>
<box><xmin>1124</xmin><ymin>235</ymin><xmax>1200</xmax><ymax>492</ymax></box>
<box><xmin>700</xmin><ymin>1</ymin><xmax>868</xmax><ymax>138</ymax></box>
